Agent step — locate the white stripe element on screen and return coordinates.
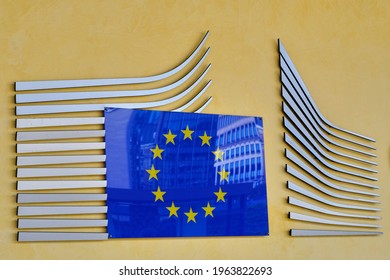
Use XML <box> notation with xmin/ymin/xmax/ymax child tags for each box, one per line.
<box><xmin>285</xmin><ymin>135</ymin><xmax>377</xmax><ymax>183</ymax></box>
<box><xmin>172</xmin><ymin>82</ymin><xmax>212</xmax><ymax>112</ymax></box>
<box><xmin>287</xmin><ymin>181</ymin><xmax>380</xmax><ymax>211</ymax></box>
<box><xmin>15</xmin><ymin>31</ymin><xmax>209</xmax><ymax>91</ymax></box>
<box><xmin>278</xmin><ymin>40</ymin><xmax>375</xmax><ymax>142</ymax></box>
<box><xmin>17</xmin><ymin>193</ymin><xmax>107</xmax><ymax>203</ymax></box>
<box><xmin>17</xmin><ymin>168</ymin><xmax>106</xmax><ymax>178</ymax></box>
<box><xmin>16</xmin><ymin>48</ymin><xmax>210</xmax><ymax>103</ymax></box>
<box><xmin>281</xmin><ymin>69</ymin><xmax>376</xmax><ymax>150</ymax></box>
<box><xmin>18</xmin><ymin>232</ymin><xmax>109</xmax><ymax>242</ymax></box>
<box><xmin>18</xmin><ymin>219</ymin><xmax>108</xmax><ymax>229</ymax></box>
<box><xmin>17</xmin><ymin>155</ymin><xmax>106</xmax><ymax>166</ymax></box>
<box><xmin>15</xmin><ymin>67</ymin><xmax>211</xmax><ymax>115</ymax></box>
<box><xmin>288</xmin><ymin>197</ymin><xmax>380</xmax><ymax>220</ymax></box>
<box><xmin>282</xmin><ymin>85</ymin><xmax>376</xmax><ymax>157</ymax></box>
<box><xmin>17</xmin><ymin>180</ymin><xmax>107</xmax><ymax>190</ymax></box>
<box><xmin>289</xmin><ymin>212</ymin><xmax>381</xmax><ymax>228</ymax></box>
<box><xmin>17</xmin><ymin>142</ymin><xmax>105</xmax><ymax>153</ymax></box>
<box><xmin>17</xmin><ymin>206</ymin><xmax>108</xmax><ymax>216</ymax></box>
<box><xmin>16</xmin><ymin>117</ymin><xmax>104</xmax><ymax>128</ymax></box>
<box><xmin>290</xmin><ymin>229</ymin><xmax>383</xmax><ymax>236</ymax></box>
<box><xmin>16</xmin><ymin>130</ymin><xmax>106</xmax><ymax>141</ymax></box>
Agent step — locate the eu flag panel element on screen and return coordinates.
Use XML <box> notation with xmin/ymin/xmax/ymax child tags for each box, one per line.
<box><xmin>104</xmin><ymin>108</ymin><xmax>269</xmax><ymax>238</ymax></box>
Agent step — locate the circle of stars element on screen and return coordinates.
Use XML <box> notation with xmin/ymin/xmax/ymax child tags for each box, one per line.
<box><xmin>145</xmin><ymin>125</ymin><xmax>230</xmax><ymax>223</ymax></box>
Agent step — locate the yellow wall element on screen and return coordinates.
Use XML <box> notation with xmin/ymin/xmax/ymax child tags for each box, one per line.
<box><xmin>1</xmin><ymin>0</ymin><xmax>389</xmax><ymax>259</ymax></box>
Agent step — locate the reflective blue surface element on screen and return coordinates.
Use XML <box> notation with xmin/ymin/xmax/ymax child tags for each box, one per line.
<box><xmin>105</xmin><ymin>108</ymin><xmax>269</xmax><ymax>238</ymax></box>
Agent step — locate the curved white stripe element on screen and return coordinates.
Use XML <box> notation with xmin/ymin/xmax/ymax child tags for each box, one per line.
<box><xmin>282</xmin><ymin>86</ymin><xmax>375</xmax><ymax>157</ymax></box>
<box><xmin>287</xmin><ymin>181</ymin><xmax>380</xmax><ymax>211</ymax></box>
<box><xmin>289</xmin><ymin>212</ymin><xmax>381</xmax><ymax>228</ymax></box>
<box><xmin>194</xmin><ymin>96</ymin><xmax>213</xmax><ymax>113</ymax></box>
<box><xmin>16</xmin><ymin>48</ymin><xmax>210</xmax><ymax>103</ymax></box>
<box><xmin>278</xmin><ymin>40</ymin><xmax>375</xmax><ymax>142</ymax></box>
<box><xmin>15</xmin><ymin>32</ymin><xmax>210</xmax><ymax>91</ymax></box>
<box><xmin>172</xmin><ymin>82</ymin><xmax>212</xmax><ymax>112</ymax></box>
<box><xmin>288</xmin><ymin>196</ymin><xmax>380</xmax><ymax>219</ymax></box>
<box><xmin>16</xmin><ymin>65</ymin><xmax>211</xmax><ymax>115</ymax></box>
<box><xmin>285</xmin><ymin>150</ymin><xmax>378</xmax><ymax>193</ymax></box>
<box><xmin>283</xmin><ymin>102</ymin><xmax>376</xmax><ymax>165</ymax></box>
<box><xmin>280</xmin><ymin>61</ymin><xmax>375</xmax><ymax>150</ymax></box>
<box><xmin>285</xmin><ymin>135</ymin><xmax>378</xmax><ymax>186</ymax></box>
<box><xmin>285</xmin><ymin>133</ymin><xmax>376</xmax><ymax>181</ymax></box>
<box><xmin>286</xmin><ymin>165</ymin><xmax>379</xmax><ymax>202</ymax></box>
<box><xmin>283</xmin><ymin>117</ymin><xmax>376</xmax><ymax>173</ymax></box>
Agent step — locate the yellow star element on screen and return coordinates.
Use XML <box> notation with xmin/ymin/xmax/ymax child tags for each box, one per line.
<box><xmin>212</xmin><ymin>147</ymin><xmax>224</xmax><ymax>161</ymax></box>
<box><xmin>214</xmin><ymin>187</ymin><xmax>227</xmax><ymax>202</ymax></box>
<box><xmin>163</xmin><ymin>130</ymin><xmax>177</xmax><ymax>145</ymax></box>
<box><xmin>202</xmin><ymin>202</ymin><xmax>215</xmax><ymax>217</ymax></box>
<box><xmin>218</xmin><ymin>168</ymin><xmax>230</xmax><ymax>182</ymax></box>
<box><xmin>166</xmin><ymin>202</ymin><xmax>180</xmax><ymax>218</ymax></box>
<box><xmin>150</xmin><ymin>144</ymin><xmax>164</xmax><ymax>159</ymax></box>
<box><xmin>181</xmin><ymin>125</ymin><xmax>194</xmax><ymax>140</ymax></box>
<box><xmin>184</xmin><ymin>207</ymin><xmax>198</xmax><ymax>223</ymax></box>
<box><xmin>146</xmin><ymin>164</ymin><xmax>160</xmax><ymax>180</ymax></box>
<box><xmin>199</xmin><ymin>131</ymin><xmax>212</xmax><ymax>146</ymax></box>
<box><xmin>152</xmin><ymin>186</ymin><xmax>166</xmax><ymax>202</ymax></box>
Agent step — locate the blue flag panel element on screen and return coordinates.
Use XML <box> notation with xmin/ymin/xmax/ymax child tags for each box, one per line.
<box><xmin>104</xmin><ymin>108</ymin><xmax>269</xmax><ymax>238</ymax></box>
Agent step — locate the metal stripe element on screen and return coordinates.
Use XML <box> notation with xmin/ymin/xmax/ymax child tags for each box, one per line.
<box><xmin>285</xmin><ymin>132</ymin><xmax>376</xmax><ymax>180</ymax></box>
<box><xmin>17</xmin><ymin>193</ymin><xmax>107</xmax><ymax>203</ymax></box>
<box><xmin>285</xmin><ymin>135</ymin><xmax>378</xmax><ymax>186</ymax></box>
<box><xmin>288</xmin><ymin>196</ymin><xmax>380</xmax><ymax>220</ymax></box>
<box><xmin>18</xmin><ymin>219</ymin><xmax>108</xmax><ymax>229</ymax></box>
<box><xmin>15</xmin><ymin>66</ymin><xmax>211</xmax><ymax>115</ymax></box>
<box><xmin>15</xmin><ymin>81</ymin><xmax>211</xmax><ymax>129</ymax></box>
<box><xmin>16</xmin><ymin>31</ymin><xmax>209</xmax><ymax>91</ymax></box>
<box><xmin>286</xmin><ymin>165</ymin><xmax>379</xmax><ymax>203</ymax></box>
<box><xmin>280</xmin><ymin>60</ymin><xmax>375</xmax><ymax>150</ymax></box>
<box><xmin>17</xmin><ymin>180</ymin><xmax>107</xmax><ymax>190</ymax></box>
<box><xmin>18</xmin><ymin>232</ymin><xmax>109</xmax><ymax>242</ymax></box>
<box><xmin>173</xmin><ymin>82</ymin><xmax>212</xmax><ymax>112</ymax></box>
<box><xmin>17</xmin><ymin>142</ymin><xmax>105</xmax><ymax>153</ymax></box>
<box><xmin>283</xmin><ymin>117</ymin><xmax>376</xmax><ymax>173</ymax></box>
<box><xmin>290</xmin><ymin>229</ymin><xmax>383</xmax><ymax>236</ymax></box>
<box><xmin>17</xmin><ymin>168</ymin><xmax>107</xmax><ymax>178</ymax></box>
<box><xmin>278</xmin><ymin>40</ymin><xmax>375</xmax><ymax>142</ymax></box>
<box><xmin>281</xmin><ymin>82</ymin><xmax>376</xmax><ymax>157</ymax></box>
<box><xmin>17</xmin><ymin>155</ymin><xmax>106</xmax><ymax>166</ymax></box>
<box><xmin>17</xmin><ymin>206</ymin><xmax>108</xmax><ymax>216</ymax></box>
<box><xmin>289</xmin><ymin>212</ymin><xmax>381</xmax><ymax>228</ymax></box>
<box><xmin>285</xmin><ymin>150</ymin><xmax>378</xmax><ymax>194</ymax></box>
<box><xmin>283</xmin><ymin>103</ymin><xmax>376</xmax><ymax>165</ymax></box>
<box><xmin>16</xmin><ymin>48</ymin><xmax>210</xmax><ymax>103</ymax></box>
<box><xmin>287</xmin><ymin>181</ymin><xmax>380</xmax><ymax>211</ymax></box>
<box><xmin>16</xmin><ymin>117</ymin><xmax>105</xmax><ymax>128</ymax></box>
<box><xmin>194</xmin><ymin>97</ymin><xmax>213</xmax><ymax>113</ymax></box>
<box><xmin>16</xmin><ymin>130</ymin><xmax>106</xmax><ymax>141</ymax></box>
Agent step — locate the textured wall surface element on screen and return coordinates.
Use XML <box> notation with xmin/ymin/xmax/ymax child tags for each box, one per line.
<box><xmin>0</xmin><ymin>0</ymin><xmax>389</xmax><ymax>259</ymax></box>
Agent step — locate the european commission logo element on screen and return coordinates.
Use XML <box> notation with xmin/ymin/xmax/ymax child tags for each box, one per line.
<box><xmin>104</xmin><ymin>108</ymin><xmax>269</xmax><ymax>238</ymax></box>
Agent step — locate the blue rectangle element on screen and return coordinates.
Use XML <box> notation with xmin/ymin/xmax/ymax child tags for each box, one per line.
<box><xmin>104</xmin><ymin>108</ymin><xmax>269</xmax><ymax>238</ymax></box>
